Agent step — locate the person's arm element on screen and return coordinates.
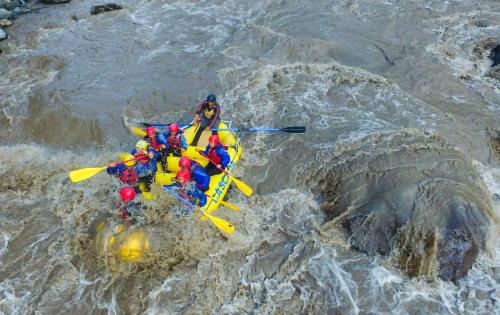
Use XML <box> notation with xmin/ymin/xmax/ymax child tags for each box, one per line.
<box><xmin>218</xmin><ymin>146</ymin><xmax>230</xmax><ymax>168</ymax></box>
<box><xmin>180</xmin><ymin>134</ymin><xmax>188</xmax><ymax>149</ymax></box>
<box><xmin>106</xmin><ymin>163</ymin><xmax>125</xmax><ymax>175</ymax></box>
<box><xmin>194</xmin><ymin>102</ymin><xmax>205</xmax><ymax>123</ymax></box>
<box><xmin>194</xmin><ymin>187</ymin><xmax>207</xmax><ymax>207</ymax></box>
<box><xmin>207</xmin><ymin>104</ymin><xmax>220</xmax><ymax>129</ymax></box>
<box><xmin>202</xmin><ymin>144</ymin><xmax>210</xmax><ymax>156</ymax></box>
<box><xmin>157</xmin><ymin>133</ymin><xmax>168</xmax><ymax>146</ymax></box>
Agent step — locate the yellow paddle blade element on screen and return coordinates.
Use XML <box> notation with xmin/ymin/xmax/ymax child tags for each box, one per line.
<box><xmin>220</xmin><ymin>200</ymin><xmax>240</xmax><ymax>212</ymax></box>
<box><xmin>231</xmin><ymin>177</ymin><xmax>253</xmax><ymax>196</ymax></box>
<box><xmin>202</xmin><ymin>212</ymin><xmax>235</xmax><ymax>234</ymax></box>
<box><xmin>69</xmin><ymin>166</ymin><xmax>107</xmax><ymax>183</ymax></box>
<box><xmin>131</xmin><ymin>127</ymin><xmax>147</xmax><ymax>137</ymax></box>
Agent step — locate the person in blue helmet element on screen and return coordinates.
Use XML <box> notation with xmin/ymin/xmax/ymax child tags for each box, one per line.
<box><xmin>191</xmin><ymin>94</ymin><xmax>221</xmax><ymax>146</ymax></box>
<box><xmin>202</xmin><ymin>134</ymin><xmax>230</xmax><ymax>176</ymax></box>
<box><xmin>178</xmin><ymin>156</ymin><xmax>210</xmax><ymax>192</ymax></box>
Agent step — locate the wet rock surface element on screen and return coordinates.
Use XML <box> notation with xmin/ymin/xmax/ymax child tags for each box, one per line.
<box><xmin>489</xmin><ymin>44</ymin><xmax>500</xmax><ymax>67</ymax></box>
<box><xmin>0</xmin><ymin>27</ymin><xmax>6</xmax><ymax>40</ymax></box>
<box><xmin>41</xmin><ymin>0</ymin><xmax>71</xmax><ymax>4</ymax></box>
<box><xmin>487</xmin><ymin>127</ymin><xmax>500</xmax><ymax>163</ymax></box>
<box><xmin>90</xmin><ymin>3</ymin><xmax>122</xmax><ymax>15</ymax></box>
<box><xmin>308</xmin><ymin>129</ymin><xmax>495</xmax><ymax>281</ymax></box>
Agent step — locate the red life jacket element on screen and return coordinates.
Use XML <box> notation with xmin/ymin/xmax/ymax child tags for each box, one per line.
<box><xmin>208</xmin><ymin>147</ymin><xmax>222</xmax><ymax>164</ymax></box>
<box><xmin>119</xmin><ymin>167</ymin><xmax>138</xmax><ymax>185</ymax></box>
<box><xmin>149</xmin><ymin>136</ymin><xmax>162</xmax><ymax>151</ymax></box>
<box><xmin>135</xmin><ymin>152</ymin><xmax>149</xmax><ymax>164</ymax></box>
<box><xmin>167</xmin><ymin>133</ymin><xmax>181</xmax><ymax>148</ymax></box>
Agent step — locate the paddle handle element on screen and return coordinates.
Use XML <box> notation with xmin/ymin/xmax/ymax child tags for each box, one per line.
<box><xmin>211</xmin><ymin>128</ymin><xmax>281</xmax><ymax>132</ymax></box>
<box><xmin>108</xmin><ymin>158</ymin><xmax>139</xmax><ymax>168</ymax></box>
<box><xmin>143</xmin><ymin>123</ymin><xmax>190</xmax><ymax>127</ymax></box>
<box><xmin>164</xmin><ymin>187</ymin><xmax>196</xmax><ymax>208</ymax></box>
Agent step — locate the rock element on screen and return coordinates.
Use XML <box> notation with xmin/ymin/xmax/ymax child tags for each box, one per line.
<box><xmin>12</xmin><ymin>6</ymin><xmax>30</xmax><ymax>14</ymax></box>
<box><xmin>41</xmin><ymin>0</ymin><xmax>71</xmax><ymax>4</ymax></box>
<box><xmin>0</xmin><ymin>8</ymin><xmax>12</xmax><ymax>19</ymax></box>
<box><xmin>308</xmin><ymin>129</ymin><xmax>495</xmax><ymax>281</ymax></box>
<box><xmin>0</xmin><ymin>19</ymin><xmax>11</xmax><ymax>26</ymax></box>
<box><xmin>0</xmin><ymin>27</ymin><xmax>7</xmax><ymax>41</ymax></box>
<box><xmin>2</xmin><ymin>0</ymin><xmax>25</xmax><ymax>10</ymax></box>
<box><xmin>474</xmin><ymin>19</ymin><xmax>490</xmax><ymax>28</ymax></box>
<box><xmin>90</xmin><ymin>3</ymin><xmax>122</xmax><ymax>15</ymax></box>
<box><xmin>489</xmin><ymin>44</ymin><xmax>500</xmax><ymax>67</ymax></box>
<box><xmin>487</xmin><ymin>127</ymin><xmax>500</xmax><ymax>163</ymax></box>
<box><xmin>486</xmin><ymin>65</ymin><xmax>500</xmax><ymax>81</ymax></box>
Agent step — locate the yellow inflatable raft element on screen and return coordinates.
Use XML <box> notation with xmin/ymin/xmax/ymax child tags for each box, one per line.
<box><xmin>141</xmin><ymin>121</ymin><xmax>242</xmax><ymax>214</ymax></box>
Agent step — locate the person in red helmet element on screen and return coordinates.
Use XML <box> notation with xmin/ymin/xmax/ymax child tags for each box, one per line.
<box><xmin>168</xmin><ymin>169</ymin><xmax>207</xmax><ymax>210</ymax></box>
<box><xmin>161</xmin><ymin>123</ymin><xmax>187</xmax><ymax>170</ymax></box>
<box><xmin>107</xmin><ymin>153</ymin><xmax>140</xmax><ymax>193</ymax></box>
<box><xmin>119</xmin><ymin>187</ymin><xmax>145</xmax><ymax>226</ymax></box>
<box><xmin>178</xmin><ymin>157</ymin><xmax>210</xmax><ymax>192</ymax></box>
<box><xmin>144</xmin><ymin>126</ymin><xmax>169</xmax><ymax>172</ymax></box>
<box><xmin>202</xmin><ymin>134</ymin><xmax>230</xmax><ymax>176</ymax></box>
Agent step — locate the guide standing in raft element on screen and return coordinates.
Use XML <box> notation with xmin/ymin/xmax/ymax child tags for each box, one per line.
<box><xmin>191</xmin><ymin>94</ymin><xmax>220</xmax><ymax>146</ymax></box>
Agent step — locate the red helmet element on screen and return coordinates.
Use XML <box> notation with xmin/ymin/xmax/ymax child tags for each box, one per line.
<box><xmin>169</xmin><ymin>123</ymin><xmax>179</xmax><ymax>133</ymax></box>
<box><xmin>120</xmin><ymin>187</ymin><xmax>136</xmax><ymax>202</ymax></box>
<box><xmin>176</xmin><ymin>169</ymin><xmax>191</xmax><ymax>183</ymax></box>
<box><xmin>178</xmin><ymin>157</ymin><xmax>192</xmax><ymax>169</ymax></box>
<box><xmin>208</xmin><ymin>134</ymin><xmax>220</xmax><ymax>145</ymax></box>
<box><xmin>146</xmin><ymin>126</ymin><xmax>156</xmax><ymax>136</ymax></box>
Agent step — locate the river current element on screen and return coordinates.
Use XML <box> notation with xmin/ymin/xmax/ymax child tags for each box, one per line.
<box><xmin>0</xmin><ymin>0</ymin><xmax>499</xmax><ymax>314</ymax></box>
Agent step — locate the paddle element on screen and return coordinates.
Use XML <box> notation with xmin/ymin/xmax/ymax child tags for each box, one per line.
<box><xmin>211</xmin><ymin>126</ymin><xmax>306</xmax><ymax>133</ymax></box>
<box><xmin>132</xmin><ymin>122</ymin><xmax>193</xmax><ymax>137</ymax></box>
<box><xmin>69</xmin><ymin>158</ymin><xmax>136</xmax><ymax>183</ymax></box>
<box><xmin>142</xmin><ymin>123</ymin><xmax>190</xmax><ymax>127</ymax></box>
<box><xmin>131</xmin><ymin>127</ymin><xmax>146</xmax><ymax>137</ymax></box>
<box><xmin>164</xmin><ymin>186</ymin><xmax>235</xmax><ymax>234</ymax></box>
<box><xmin>196</xmin><ymin>149</ymin><xmax>253</xmax><ymax>197</ymax></box>
<box><xmin>205</xmin><ymin>194</ymin><xmax>240</xmax><ymax>212</ymax></box>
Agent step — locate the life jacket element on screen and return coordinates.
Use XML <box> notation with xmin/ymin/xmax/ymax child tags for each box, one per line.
<box><xmin>167</xmin><ymin>132</ymin><xmax>181</xmax><ymax>148</ymax></box>
<box><xmin>190</xmin><ymin>165</ymin><xmax>210</xmax><ymax>191</ymax></box>
<box><xmin>208</xmin><ymin>147</ymin><xmax>222</xmax><ymax>165</ymax></box>
<box><xmin>203</xmin><ymin>106</ymin><xmax>215</xmax><ymax>119</ymax></box>
<box><xmin>119</xmin><ymin>167</ymin><xmax>138</xmax><ymax>185</ymax></box>
<box><xmin>135</xmin><ymin>151</ymin><xmax>149</xmax><ymax>164</ymax></box>
<box><xmin>148</xmin><ymin>135</ymin><xmax>162</xmax><ymax>151</ymax></box>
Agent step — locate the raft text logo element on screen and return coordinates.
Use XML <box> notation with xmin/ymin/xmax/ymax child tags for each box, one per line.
<box><xmin>210</xmin><ymin>161</ymin><xmax>235</xmax><ymax>204</ymax></box>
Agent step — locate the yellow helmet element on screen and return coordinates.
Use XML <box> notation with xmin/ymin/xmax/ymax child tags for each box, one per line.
<box><xmin>121</xmin><ymin>153</ymin><xmax>136</xmax><ymax>166</ymax></box>
<box><xmin>136</xmin><ymin>140</ymin><xmax>149</xmax><ymax>151</ymax></box>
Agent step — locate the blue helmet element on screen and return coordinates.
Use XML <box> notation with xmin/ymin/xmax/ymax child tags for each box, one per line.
<box><xmin>206</xmin><ymin>94</ymin><xmax>217</xmax><ymax>103</ymax></box>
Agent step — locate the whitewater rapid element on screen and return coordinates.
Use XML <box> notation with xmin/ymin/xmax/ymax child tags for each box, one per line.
<box><xmin>0</xmin><ymin>0</ymin><xmax>499</xmax><ymax>314</ymax></box>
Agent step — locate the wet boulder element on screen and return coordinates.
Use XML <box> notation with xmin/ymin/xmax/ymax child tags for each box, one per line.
<box><xmin>1</xmin><ymin>0</ymin><xmax>24</xmax><ymax>10</ymax></box>
<box><xmin>308</xmin><ymin>129</ymin><xmax>495</xmax><ymax>281</ymax></box>
<box><xmin>0</xmin><ymin>27</ymin><xmax>7</xmax><ymax>41</ymax></box>
<box><xmin>90</xmin><ymin>3</ymin><xmax>122</xmax><ymax>15</ymax></box>
<box><xmin>0</xmin><ymin>8</ymin><xmax>12</xmax><ymax>19</ymax></box>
